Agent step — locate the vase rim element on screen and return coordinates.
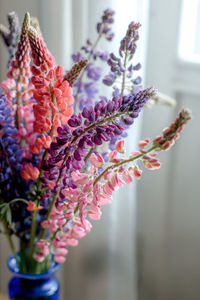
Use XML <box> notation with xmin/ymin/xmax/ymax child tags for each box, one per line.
<box><xmin>7</xmin><ymin>255</ymin><xmax>60</xmax><ymax>280</ymax></box>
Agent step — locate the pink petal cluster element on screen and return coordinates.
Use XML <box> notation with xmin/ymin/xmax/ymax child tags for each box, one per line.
<box><xmin>143</xmin><ymin>154</ymin><xmax>161</xmax><ymax>170</ymax></box>
<box><xmin>35</xmin><ymin>240</ymin><xmax>50</xmax><ymax>262</ymax></box>
<box><xmin>138</xmin><ymin>138</ymin><xmax>150</xmax><ymax>149</ymax></box>
<box><xmin>153</xmin><ymin>109</ymin><xmax>191</xmax><ymax>150</ymax></box>
<box><xmin>115</xmin><ymin>139</ymin><xmax>125</xmax><ymax>153</ymax></box>
<box><xmin>90</xmin><ymin>152</ymin><xmax>104</xmax><ymax>168</ymax></box>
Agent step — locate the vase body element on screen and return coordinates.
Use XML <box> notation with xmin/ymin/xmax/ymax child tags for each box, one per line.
<box><xmin>7</xmin><ymin>255</ymin><xmax>60</xmax><ymax>300</ymax></box>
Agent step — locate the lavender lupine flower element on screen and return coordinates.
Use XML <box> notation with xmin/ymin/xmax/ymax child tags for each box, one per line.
<box><xmin>103</xmin><ymin>22</ymin><xmax>142</xmax><ymax>90</ymax></box>
<box><xmin>0</xmin><ymin>12</ymin><xmax>21</xmax><ymax>64</ymax></box>
<box><xmin>97</xmin><ymin>9</ymin><xmax>115</xmax><ymax>41</ymax></box>
<box><xmin>71</xmin><ymin>9</ymin><xmax>115</xmax><ymax>112</ymax></box>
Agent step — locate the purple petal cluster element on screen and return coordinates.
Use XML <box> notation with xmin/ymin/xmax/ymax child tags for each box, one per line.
<box><xmin>0</xmin><ymin>90</ymin><xmax>24</xmax><ymax>200</ymax></box>
<box><xmin>97</xmin><ymin>9</ymin><xmax>115</xmax><ymax>41</ymax></box>
<box><xmin>103</xmin><ymin>22</ymin><xmax>142</xmax><ymax>91</ymax></box>
<box><xmin>71</xmin><ymin>9</ymin><xmax>115</xmax><ymax>112</ymax></box>
<box><xmin>119</xmin><ymin>21</ymin><xmax>140</xmax><ymax>58</ymax></box>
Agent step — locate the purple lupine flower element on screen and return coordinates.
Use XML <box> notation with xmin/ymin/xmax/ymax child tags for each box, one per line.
<box><xmin>93</xmin><ymin>50</ymin><xmax>109</xmax><ymax>61</ymax></box>
<box><xmin>97</xmin><ymin>9</ymin><xmax>115</xmax><ymax>41</ymax></box>
<box><xmin>72</xmin><ymin>52</ymin><xmax>84</xmax><ymax>63</ymax></box>
<box><xmin>86</xmin><ymin>64</ymin><xmax>102</xmax><ymax>81</ymax></box>
<box><xmin>71</xmin><ymin>9</ymin><xmax>115</xmax><ymax>113</ymax></box>
<box><xmin>103</xmin><ymin>72</ymin><xmax>117</xmax><ymax>86</ymax></box>
<box><xmin>0</xmin><ymin>90</ymin><xmax>25</xmax><ymax>201</ymax></box>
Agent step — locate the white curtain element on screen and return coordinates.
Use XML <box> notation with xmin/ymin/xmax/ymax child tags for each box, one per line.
<box><xmin>0</xmin><ymin>1</ymin><xmax>149</xmax><ymax>299</ymax></box>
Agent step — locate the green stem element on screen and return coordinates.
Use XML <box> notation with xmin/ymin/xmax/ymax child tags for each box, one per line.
<box><xmin>93</xmin><ymin>145</ymin><xmax>158</xmax><ymax>186</ymax></box>
<box><xmin>2</xmin><ymin>220</ymin><xmax>20</xmax><ymax>266</ymax></box>
<box><xmin>10</xmin><ymin>198</ymin><xmax>29</xmax><ymax>205</ymax></box>
<box><xmin>29</xmin><ymin>209</ymin><xmax>38</xmax><ymax>260</ymax></box>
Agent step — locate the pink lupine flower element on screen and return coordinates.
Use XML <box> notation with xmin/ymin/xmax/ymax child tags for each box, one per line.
<box><xmin>103</xmin><ymin>170</ymin><xmax>112</xmax><ymax>180</ymax></box>
<box><xmin>122</xmin><ymin>170</ymin><xmax>133</xmax><ymax>184</ymax></box>
<box><xmin>109</xmin><ymin>150</ymin><xmax>119</xmax><ymax>162</ymax></box>
<box><xmin>132</xmin><ymin>151</ymin><xmax>141</xmax><ymax>156</ymax></box>
<box><xmin>143</xmin><ymin>160</ymin><xmax>161</xmax><ymax>170</ymax></box>
<box><xmin>102</xmin><ymin>181</ymin><xmax>115</xmax><ymax>196</ymax></box>
<box><xmin>21</xmin><ymin>163</ymin><xmax>39</xmax><ymax>181</ymax></box>
<box><xmin>65</xmin><ymin>238</ymin><xmax>78</xmax><ymax>247</ymax></box>
<box><xmin>88</xmin><ymin>204</ymin><xmax>102</xmax><ymax>220</ymax></box>
<box><xmin>41</xmin><ymin>219</ymin><xmax>58</xmax><ymax>233</ymax></box>
<box><xmin>35</xmin><ymin>255</ymin><xmax>45</xmax><ymax>263</ymax></box>
<box><xmin>90</xmin><ymin>152</ymin><xmax>104</xmax><ymax>168</ymax></box>
<box><xmin>129</xmin><ymin>166</ymin><xmax>142</xmax><ymax>179</ymax></box>
<box><xmin>115</xmin><ymin>139</ymin><xmax>125</xmax><ymax>153</ymax></box>
<box><xmin>0</xmin><ymin>78</ymin><xmax>16</xmax><ymax>97</ymax></box>
<box><xmin>35</xmin><ymin>240</ymin><xmax>50</xmax><ymax>262</ymax></box>
<box><xmin>62</xmin><ymin>187</ymin><xmax>82</xmax><ymax>202</ymax></box>
<box><xmin>55</xmin><ymin>247</ymin><xmax>68</xmax><ymax>256</ymax></box>
<box><xmin>138</xmin><ymin>138</ymin><xmax>150</xmax><ymax>149</ymax></box>
<box><xmin>71</xmin><ymin>171</ymin><xmax>90</xmax><ymax>185</ymax></box>
<box><xmin>54</xmin><ymin>255</ymin><xmax>66</xmax><ymax>263</ymax></box>
<box><xmin>110</xmin><ymin>173</ymin><xmax>125</xmax><ymax>188</ymax></box>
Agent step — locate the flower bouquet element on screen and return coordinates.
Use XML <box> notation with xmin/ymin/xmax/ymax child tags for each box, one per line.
<box><xmin>0</xmin><ymin>8</ymin><xmax>191</xmax><ymax>299</ymax></box>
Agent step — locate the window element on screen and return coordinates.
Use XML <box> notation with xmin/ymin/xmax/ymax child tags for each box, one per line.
<box><xmin>178</xmin><ymin>0</ymin><xmax>200</xmax><ymax>63</ymax></box>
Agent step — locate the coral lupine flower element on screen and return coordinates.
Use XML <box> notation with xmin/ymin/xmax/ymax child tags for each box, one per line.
<box><xmin>27</xmin><ymin>200</ymin><xmax>43</xmax><ymax>212</ymax></box>
<box><xmin>21</xmin><ymin>163</ymin><xmax>39</xmax><ymax>181</ymax></box>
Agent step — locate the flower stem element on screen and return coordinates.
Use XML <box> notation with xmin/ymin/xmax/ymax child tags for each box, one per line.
<box><xmin>29</xmin><ymin>209</ymin><xmax>37</xmax><ymax>260</ymax></box>
<box><xmin>94</xmin><ymin>145</ymin><xmax>158</xmax><ymax>186</ymax></box>
<box><xmin>2</xmin><ymin>220</ymin><xmax>20</xmax><ymax>266</ymax></box>
<box><xmin>10</xmin><ymin>198</ymin><xmax>29</xmax><ymax>205</ymax></box>
<box><xmin>120</xmin><ymin>49</ymin><xmax>128</xmax><ymax>98</ymax></box>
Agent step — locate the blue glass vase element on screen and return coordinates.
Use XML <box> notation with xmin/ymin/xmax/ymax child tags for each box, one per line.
<box><xmin>7</xmin><ymin>255</ymin><xmax>60</xmax><ymax>300</ymax></box>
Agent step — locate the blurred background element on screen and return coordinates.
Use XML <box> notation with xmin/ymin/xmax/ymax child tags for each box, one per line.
<box><xmin>0</xmin><ymin>0</ymin><xmax>199</xmax><ymax>300</ymax></box>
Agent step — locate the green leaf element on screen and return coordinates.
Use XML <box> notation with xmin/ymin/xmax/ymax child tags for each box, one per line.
<box><xmin>41</xmin><ymin>187</ymin><xmax>48</xmax><ymax>197</ymax></box>
<box><xmin>6</xmin><ymin>207</ymin><xmax>12</xmax><ymax>224</ymax></box>
<box><xmin>0</xmin><ymin>204</ymin><xmax>9</xmax><ymax>215</ymax></box>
